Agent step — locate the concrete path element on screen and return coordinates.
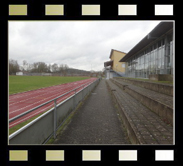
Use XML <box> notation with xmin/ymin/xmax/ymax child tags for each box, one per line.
<box><xmin>53</xmin><ymin>79</ymin><xmax>130</xmax><ymax>144</ymax></box>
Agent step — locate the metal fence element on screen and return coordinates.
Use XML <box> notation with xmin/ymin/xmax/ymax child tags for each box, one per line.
<box><xmin>9</xmin><ymin>78</ymin><xmax>100</xmax><ymax>144</ymax></box>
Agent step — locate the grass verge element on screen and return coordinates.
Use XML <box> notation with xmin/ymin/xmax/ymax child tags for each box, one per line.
<box><xmin>46</xmin><ymin>97</ymin><xmax>88</xmax><ymax>144</ymax></box>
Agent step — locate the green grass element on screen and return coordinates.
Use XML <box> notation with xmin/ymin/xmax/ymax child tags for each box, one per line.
<box><xmin>9</xmin><ymin>76</ymin><xmax>90</xmax><ymax>95</ymax></box>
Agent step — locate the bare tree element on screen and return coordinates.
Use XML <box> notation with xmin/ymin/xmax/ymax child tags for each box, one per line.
<box><xmin>58</xmin><ymin>64</ymin><xmax>64</xmax><ymax>75</ymax></box>
<box><xmin>9</xmin><ymin>59</ymin><xmax>20</xmax><ymax>74</ymax></box>
<box><xmin>63</xmin><ymin>64</ymin><xmax>69</xmax><ymax>76</ymax></box>
<box><xmin>37</xmin><ymin>62</ymin><xmax>48</xmax><ymax>73</ymax></box>
<box><xmin>27</xmin><ymin>63</ymin><xmax>33</xmax><ymax>72</ymax></box>
<box><xmin>59</xmin><ymin>64</ymin><xmax>69</xmax><ymax>76</ymax></box>
<box><xmin>51</xmin><ymin>63</ymin><xmax>59</xmax><ymax>73</ymax></box>
<box><xmin>47</xmin><ymin>64</ymin><xmax>52</xmax><ymax>73</ymax></box>
<box><xmin>31</xmin><ymin>62</ymin><xmax>48</xmax><ymax>73</ymax></box>
<box><xmin>22</xmin><ymin>60</ymin><xmax>28</xmax><ymax>71</ymax></box>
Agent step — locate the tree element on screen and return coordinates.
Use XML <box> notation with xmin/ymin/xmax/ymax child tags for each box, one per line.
<box><xmin>63</xmin><ymin>64</ymin><xmax>69</xmax><ymax>76</ymax></box>
<box><xmin>37</xmin><ymin>62</ymin><xmax>48</xmax><ymax>73</ymax></box>
<box><xmin>58</xmin><ymin>64</ymin><xmax>64</xmax><ymax>75</ymax></box>
<box><xmin>27</xmin><ymin>63</ymin><xmax>33</xmax><ymax>72</ymax></box>
<box><xmin>47</xmin><ymin>64</ymin><xmax>52</xmax><ymax>73</ymax></box>
<box><xmin>51</xmin><ymin>63</ymin><xmax>59</xmax><ymax>73</ymax></box>
<box><xmin>22</xmin><ymin>60</ymin><xmax>28</xmax><ymax>71</ymax></box>
<box><xmin>31</xmin><ymin>62</ymin><xmax>48</xmax><ymax>73</ymax></box>
<box><xmin>59</xmin><ymin>64</ymin><xmax>69</xmax><ymax>76</ymax></box>
<box><xmin>9</xmin><ymin>59</ymin><xmax>20</xmax><ymax>74</ymax></box>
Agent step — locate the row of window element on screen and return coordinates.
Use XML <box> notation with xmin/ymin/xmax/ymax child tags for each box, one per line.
<box><xmin>129</xmin><ymin>46</ymin><xmax>165</xmax><ymax>66</ymax></box>
<box><xmin>126</xmin><ymin>33</ymin><xmax>173</xmax><ymax>78</ymax></box>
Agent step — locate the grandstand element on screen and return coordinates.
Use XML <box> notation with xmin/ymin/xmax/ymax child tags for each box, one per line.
<box><xmin>104</xmin><ymin>49</ymin><xmax>126</xmax><ymax>79</ymax></box>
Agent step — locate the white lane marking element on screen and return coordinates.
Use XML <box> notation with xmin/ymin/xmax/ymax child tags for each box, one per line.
<box><xmin>9</xmin><ymin>79</ymin><xmax>93</xmax><ymax>115</ymax></box>
<box><xmin>9</xmin><ymin>84</ymin><xmax>74</xmax><ymax>106</ymax></box>
<box><xmin>9</xmin><ymin>78</ymin><xmax>97</xmax><ymax>126</ymax></box>
<box><xmin>9</xmin><ymin>78</ymin><xmax>93</xmax><ymax>101</ymax></box>
<box><xmin>9</xmin><ymin>104</ymin><xmax>52</xmax><ymax>128</ymax></box>
<box><xmin>9</xmin><ymin>84</ymin><xmax>90</xmax><ymax>127</ymax></box>
<box><xmin>9</xmin><ymin>79</ymin><xmax>90</xmax><ymax>100</ymax></box>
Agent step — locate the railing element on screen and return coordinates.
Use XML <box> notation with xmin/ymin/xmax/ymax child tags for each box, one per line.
<box><xmin>9</xmin><ymin>81</ymin><xmax>91</xmax><ymax>123</ymax></box>
<box><xmin>9</xmin><ymin>78</ymin><xmax>100</xmax><ymax>144</ymax></box>
<box><xmin>113</xmin><ymin>68</ymin><xmax>125</xmax><ymax>77</ymax></box>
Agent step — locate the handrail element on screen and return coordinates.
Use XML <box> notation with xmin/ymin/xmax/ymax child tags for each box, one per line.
<box><xmin>9</xmin><ymin>78</ymin><xmax>100</xmax><ymax>143</ymax></box>
<box><xmin>9</xmin><ymin>80</ymin><xmax>93</xmax><ymax>123</ymax></box>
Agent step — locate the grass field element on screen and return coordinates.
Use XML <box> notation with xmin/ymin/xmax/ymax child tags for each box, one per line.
<box><xmin>9</xmin><ymin>76</ymin><xmax>90</xmax><ymax>95</ymax></box>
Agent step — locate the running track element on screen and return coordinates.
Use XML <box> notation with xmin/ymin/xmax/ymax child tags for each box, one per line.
<box><xmin>9</xmin><ymin>78</ymin><xmax>97</xmax><ymax>128</ymax></box>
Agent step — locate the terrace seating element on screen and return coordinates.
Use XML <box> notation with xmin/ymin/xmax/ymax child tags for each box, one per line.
<box><xmin>111</xmin><ymin>78</ymin><xmax>173</xmax><ymax>125</ymax></box>
<box><xmin>106</xmin><ymin>78</ymin><xmax>173</xmax><ymax>144</ymax></box>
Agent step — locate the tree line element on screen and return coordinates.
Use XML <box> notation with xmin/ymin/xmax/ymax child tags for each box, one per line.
<box><xmin>9</xmin><ymin>59</ymin><xmax>104</xmax><ymax>77</ymax></box>
<box><xmin>9</xmin><ymin>59</ymin><xmax>69</xmax><ymax>75</ymax></box>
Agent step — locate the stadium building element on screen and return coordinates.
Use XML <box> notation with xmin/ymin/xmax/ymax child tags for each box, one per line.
<box><xmin>119</xmin><ymin>21</ymin><xmax>174</xmax><ymax>81</ymax></box>
<box><xmin>104</xmin><ymin>49</ymin><xmax>126</xmax><ymax>79</ymax></box>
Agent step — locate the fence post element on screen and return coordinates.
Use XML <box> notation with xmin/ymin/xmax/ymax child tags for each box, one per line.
<box><xmin>74</xmin><ymin>89</ymin><xmax>77</xmax><ymax>108</ymax></box>
<box><xmin>82</xmin><ymin>85</ymin><xmax>84</xmax><ymax>101</ymax></box>
<box><xmin>54</xmin><ymin>99</ymin><xmax>57</xmax><ymax>139</ymax></box>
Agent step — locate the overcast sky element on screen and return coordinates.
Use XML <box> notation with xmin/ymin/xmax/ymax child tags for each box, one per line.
<box><xmin>9</xmin><ymin>21</ymin><xmax>161</xmax><ymax>71</ymax></box>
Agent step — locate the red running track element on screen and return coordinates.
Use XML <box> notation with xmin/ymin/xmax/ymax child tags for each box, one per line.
<box><xmin>9</xmin><ymin>78</ymin><xmax>97</xmax><ymax>128</ymax></box>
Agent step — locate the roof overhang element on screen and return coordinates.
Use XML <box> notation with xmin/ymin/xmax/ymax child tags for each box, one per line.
<box><xmin>119</xmin><ymin>22</ymin><xmax>173</xmax><ymax>62</ymax></box>
<box><xmin>104</xmin><ymin>60</ymin><xmax>113</xmax><ymax>67</ymax></box>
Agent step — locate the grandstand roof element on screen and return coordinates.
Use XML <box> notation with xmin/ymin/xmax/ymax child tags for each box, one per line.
<box><xmin>119</xmin><ymin>22</ymin><xmax>173</xmax><ymax>62</ymax></box>
<box><xmin>104</xmin><ymin>60</ymin><xmax>113</xmax><ymax>67</ymax></box>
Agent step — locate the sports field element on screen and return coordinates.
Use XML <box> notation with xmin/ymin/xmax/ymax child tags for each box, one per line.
<box><xmin>9</xmin><ymin>76</ymin><xmax>95</xmax><ymax>135</ymax></box>
<box><xmin>9</xmin><ymin>75</ymin><xmax>90</xmax><ymax>95</ymax></box>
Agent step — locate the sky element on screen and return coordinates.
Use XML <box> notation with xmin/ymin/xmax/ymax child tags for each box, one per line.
<box><xmin>9</xmin><ymin>20</ymin><xmax>161</xmax><ymax>71</ymax></box>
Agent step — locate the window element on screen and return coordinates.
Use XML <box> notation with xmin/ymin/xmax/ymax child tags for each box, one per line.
<box><xmin>151</xmin><ymin>50</ymin><xmax>154</xmax><ymax>61</ymax></box>
<box><xmin>158</xmin><ymin>58</ymin><xmax>161</xmax><ymax>69</ymax></box>
<box><xmin>122</xmin><ymin>64</ymin><xmax>125</xmax><ymax>68</ymax></box>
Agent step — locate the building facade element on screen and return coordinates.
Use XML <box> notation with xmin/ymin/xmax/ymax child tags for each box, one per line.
<box><xmin>119</xmin><ymin>22</ymin><xmax>174</xmax><ymax>79</ymax></box>
<box><xmin>110</xmin><ymin>49</ymin><xmax>126</xmax><ymax>74</ymax></box>
<box><xmin>104</xmin><ymin>49</ymin><xmax>126</xmax><ymax>79</ymax></box>
<box><xmin>16</xmin><ymin>72</ymin><xmax>23</xmax><ymax>75</ymax></box>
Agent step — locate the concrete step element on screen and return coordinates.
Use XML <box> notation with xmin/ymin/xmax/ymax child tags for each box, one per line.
<box><xmin>111</xmin><ymin>78</ymin><xmax>173</xmax><ymax>126</ymax></box>
<box><xmin>114</xmin><ymin>77</ymin><xmax>173</xmax><ymax>96</ymax></box>
<box><xmin>106</xmin><ymin>80</ymin><xmax>173</xmax><ymax>145</ymax></box>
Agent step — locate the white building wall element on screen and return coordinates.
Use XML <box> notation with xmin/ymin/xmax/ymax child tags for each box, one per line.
<box><xmin>16</xmin><ymin>72</ymin><xmax>23</xmax><ymax>75</ymax></box>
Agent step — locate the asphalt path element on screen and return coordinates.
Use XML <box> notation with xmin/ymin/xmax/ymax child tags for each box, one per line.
<box><xmin>54</xmin><ymin>79</ymin><xmax>130</xmax><ymax>144</ymax></box>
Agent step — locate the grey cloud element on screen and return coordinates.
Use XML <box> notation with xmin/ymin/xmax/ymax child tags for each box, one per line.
<box><xmin>9</xmin><ymin>21</ymin><xmax>161</xmax><ymax>71</ymax></box>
